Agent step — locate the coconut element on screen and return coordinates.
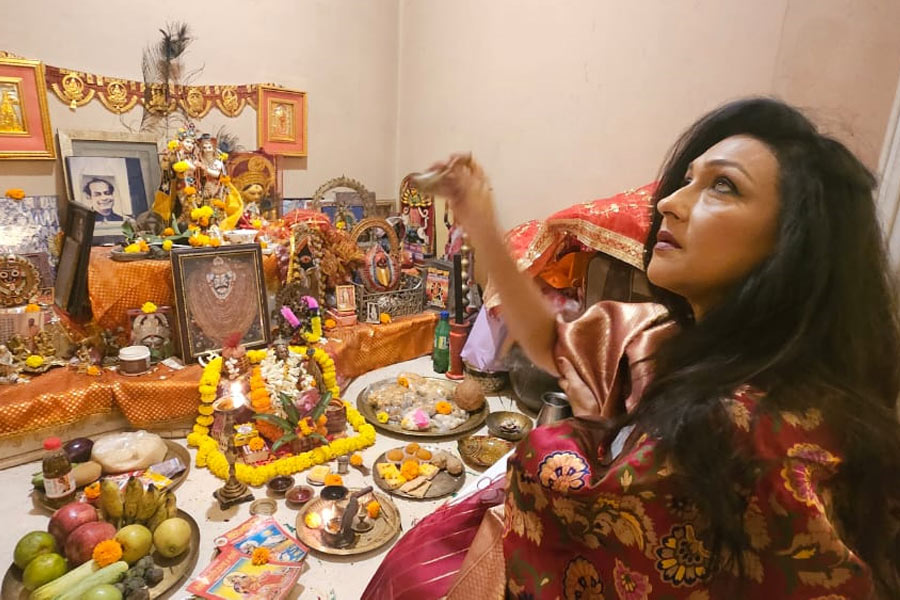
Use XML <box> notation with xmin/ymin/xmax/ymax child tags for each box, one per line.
<box><xmin>453</xmin><ymin>378</ymin><xmax>485</xmax><ymax>412</ymax></box>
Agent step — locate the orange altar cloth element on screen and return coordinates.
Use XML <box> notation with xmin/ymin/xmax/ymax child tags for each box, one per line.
<box><xmin>87</xmin><ymin>247</ymin><xmax>281</xmax><ymax>331</ymax></box>
<box><xmin>0</xmin><ymin>312</ymin><xmax>437</xmax><ymax>440</ymax></box>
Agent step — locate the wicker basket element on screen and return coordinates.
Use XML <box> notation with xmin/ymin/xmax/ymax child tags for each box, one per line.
<box><xmin>354</xmin><ymin>273</ymin><xmax>425</xmax><ymax>321</ymax></box>
<box><xmin>464</xmin><ymin>362</ymin><xmax>510</xmax><ymax>393</ymax></box>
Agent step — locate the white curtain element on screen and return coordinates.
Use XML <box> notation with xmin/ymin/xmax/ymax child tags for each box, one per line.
<box><xmin>877</xmin><ymin>77</ymin><xmax>900</xmax><ymax>276</ymax></box>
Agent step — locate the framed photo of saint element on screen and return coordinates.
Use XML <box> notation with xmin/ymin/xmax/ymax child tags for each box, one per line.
<box><xmin>171</xmin><ymin>244</ymin><xmax>271</xmax><ymax>362</ymax></box>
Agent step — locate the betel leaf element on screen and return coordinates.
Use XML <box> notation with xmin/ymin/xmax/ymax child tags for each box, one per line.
<box><xmin>309</xmin><ymin>391</ymin><xmax>333</xmax><ymax>422</ymax></box>
<box><xmin>278</xmin><ymin>392</ymin><xmax>300</xmax><ymax>426</ymax></box>
<box><xmin>272</xmin><ymin>432</ymin><xmax>298</xmax><ymax>453</ymax></box>
<box><xmin>255</xmin><ymin>412</ymin><xmax>294</xmax><ymax>432</ymax></box>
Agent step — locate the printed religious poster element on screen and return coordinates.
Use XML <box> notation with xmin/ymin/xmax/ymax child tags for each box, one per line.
<box><xmin>214</xmin><ymin>515</ymin><xmax>308</xmax><ymax>564</ymax></box>
<box><xmin>187</xmin><ymin>545</ymin><xmax>303</xmax><ymax>600</ymax></box>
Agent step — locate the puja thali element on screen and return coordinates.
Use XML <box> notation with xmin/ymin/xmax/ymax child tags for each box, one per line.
<box><xmin>295</xmin><ymin>490</ymin><xmax>401</xmax><ymax>556</ymax></box>
<box><xmin>2</xmin><ymin>509</ymin><xmax>200</xmax><ymax>600</ymax></box>
<box><xmin>356</xmin><ymin>376</ymin><xmax>488</xmax><ymax>439</ymax></box>
<box><xmin>33</xmin><ymin>440</ymin><xmax>191</xmax><ymax>512</ymax></box>
<box><xmin>371</xmin><ymin>446</ymin><xmax>465</xmax><ymax>500</ymax></box>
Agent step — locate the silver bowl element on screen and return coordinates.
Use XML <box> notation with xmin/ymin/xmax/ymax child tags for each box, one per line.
<box><xmin>486</xmin><ymin>411</ymin><xmax>533</xmax><ymax>441</ymax></box>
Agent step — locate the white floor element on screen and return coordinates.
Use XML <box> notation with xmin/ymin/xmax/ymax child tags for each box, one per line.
<box><xmin>0</xmin><ymin>356</ymin><xmax>527</xmax><ymax>599</ymax></box>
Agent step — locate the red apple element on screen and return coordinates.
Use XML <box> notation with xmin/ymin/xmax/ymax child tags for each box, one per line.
<box><xmin>64</xmin><ymin>521</ymin><xmax>116</xmax><ymax>565</ymax></box>
<box><xmin>48</xmin><ymin>502</ymin><xmax>98</xmax><ymax>547</ymax></box>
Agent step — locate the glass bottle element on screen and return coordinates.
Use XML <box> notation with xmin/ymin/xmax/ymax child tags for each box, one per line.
<box><xmin>42</xmin><ymin>437</ymin><xmax>75</xmax><ymax>508</ymax></box>
<box><xmin>433</xmin><ymin>310</ymin><xmax>451</xmax><ymax>374</ymax></box>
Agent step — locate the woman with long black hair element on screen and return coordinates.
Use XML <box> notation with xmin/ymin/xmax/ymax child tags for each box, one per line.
<box><xmin>391</xmin><ymin>98</ymin><xmax>900</xmax><ymax>599</ymax></box>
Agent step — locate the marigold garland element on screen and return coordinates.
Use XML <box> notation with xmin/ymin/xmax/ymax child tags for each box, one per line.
<box><xmin>188</xmin><ymin>347</ymin><xmax>373</xmax><ymax>486</ymax></box>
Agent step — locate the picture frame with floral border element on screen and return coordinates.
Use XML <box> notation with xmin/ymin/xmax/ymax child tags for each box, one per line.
<box><xmin>170</xmin><ymin>244</ymin><xmax>271</xmax><ymax>362</ymax></box>
<box><xmin>257</xmin><ymin>85</ymin><xmax>307</xmax><ymax>157</ymax></box>
<box><xmin>0</xmin><ymin>57</ymin><xmax>54</xmax><ymax>160</ymax></box>
<box><xmin>125</xmin><ymin>305</ymin><xmax>177</xmax><ymax>363</ymax></box>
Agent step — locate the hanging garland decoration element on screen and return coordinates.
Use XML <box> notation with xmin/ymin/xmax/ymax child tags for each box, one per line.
<box><xmin>186</xmin><ymin>347</ymin><xmax>375</xmax><ymax>487</ymax></box>
<box><xmin>40</xmin><ymin>63</ymin><xmax>262</xmax><ymax>117</ymax></box>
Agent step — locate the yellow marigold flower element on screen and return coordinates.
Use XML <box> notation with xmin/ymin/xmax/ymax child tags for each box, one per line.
<box><xmin>188</xmin><ymin>234</ymin><xmax>203</xmax><ymax>247</ymax></box>
<box><xmin>397</xmin><ymin>375</ymin><xmax>409</xmax><ymax>388</ymax></box>
<box><xmin>167</xmin><ymin>140</ymin><xmax>178</xmax><ymax>150</ymax></box>
<box><xmin>198</xmin><ymin>404</ymin><xmax>214</xmax><ymax>416</ymax></box>
<box><xmin>209</xmin><ymin>237</ymin><xmax>221</xmax><ymax>247</ymax></box>
<box><xmin>251</xmin><ymin>219</ymin><xmax>262</xmax><ymax>229</ymax></box>
<box><xmin>260</xmin><ymin>241</ymin><xmax>268</xmax><ymax>249</ymax></box>
<box><xmin>220</xmin><ymin>175</ymin><xmax>231</xmax><ymax>183</ymax></box>
<box><xmin>379</xmin><ymin>313</ymin><xmax>392</xmax><ymax>324</ymax></box>
<box><xmin>196</xmin><ymin>415</ymin><xmax>214</xmax><ymax>426</ymax></box>
<box><xmin>336</xmin><ymin>221</ymin><xmax>346</xmax><ymax>230</ymax></box>
<box><xmin>190</xmin><ymin>208</ymin><xmax>201</xmax><ymax>221</ymax></box>
<box><xmin>324</xmin><ymin>473</ymin><xmax>343</xmax><ymax>487</ymax></box>
<box><xmin>86</xmin><ymin>365</ymin><xmax>101</xmax><ymax>376</ymax></box>
<box><xmin>162</xmin><ymin>227</ymin><xmax>175</xmax><ymax>236</ymax></box>
<box><xmin>324</xmin><ymin>318</ymin><xmax>336</xmax><ymax>329</ymax></box>
<box><xmin>376</xmin><ymin>411</ymin><xmax>389</xmax><ymax>424</ymax></box>
<box><xmin>4</xmin><ymin>188</ymin><xmax>25</xmax><ymax>200</ymax></box>
<box><xmin>172</xmin><ymin>161</ymin><xmax>189</xmax><ymax>173</ymax></box>
<box><xmin>435</xmin><ymin>400</ymin><xmax>453</xmax><ymax>415</ymax></box>
<box><xmin>123</xmin><ymin>243</ymin><xmax>142</xmax><ymax>253</ymax></box>
<box><xmin>162</xmin><ymin>239</ymin><xmax>173</xmax><ymax>251</ymax></box>
<box><xmin>141</xmin><ymin>301</ymin><xmax>158</xmax><ymax>314</ymax></box>
<box><xmin>138</xmin><ymin>239</ymin><xmax>150</xmax><ymax>252</ymax></box>
<box><xmin>92</xmin><ymin>539</ymin><xmax>123</xmax><ymax>567</ymax></box>
<box><xmin>25</xmin><ymin>355</ymin><xmax>44</xmax><ymax>368</ymax></box>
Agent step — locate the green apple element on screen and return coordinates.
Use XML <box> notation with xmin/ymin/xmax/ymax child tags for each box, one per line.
<box><xmin>14</xmin><ymin>531</ymin><xmax>58</xmax><ymax>570</ymax></box>
<box><xmin>114</xmin><ymin>524</ymin><xmax>152</xmax><ymax>564</ymax></box>
<box><xmin>22</xmin><ymin>553</ymin><xmax>67</xmax><ymax>590</ymax></box>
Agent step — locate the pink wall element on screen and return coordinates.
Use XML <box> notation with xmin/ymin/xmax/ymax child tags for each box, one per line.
<box><xmin>396</xmin><ymin>0</ymin><xmax>900</xmax><ymax>229</ymax></box>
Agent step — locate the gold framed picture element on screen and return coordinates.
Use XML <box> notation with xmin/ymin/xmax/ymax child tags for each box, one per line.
<box><xmin>0</xmin><ymin>58</ymin><xmax>54</xmax><ymax>160</ymax></box>
<box><xmin>257</xmin><ymin>85</ymin><xmax>307</xmax><ymax>157</ymax></box>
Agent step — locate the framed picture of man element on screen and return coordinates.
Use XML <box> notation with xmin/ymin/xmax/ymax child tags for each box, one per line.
<box><xmin>171</xmin><ymin>244</ymin><xmax>271</xmax><ymax>362</ymax></box>
<box><xmin>0</xmin><ymin>58</ymin><xmax>54</xmax><ymax>159</ymax></box>
<box><xmin>257</xmin><ymin>86</ymin><xmax>307</xmax><ymax>156</ymax></box>
<box><xmin>65</xmin><ymin>155</ymin><xmax>148</xmax><ymax>243</ymax></box>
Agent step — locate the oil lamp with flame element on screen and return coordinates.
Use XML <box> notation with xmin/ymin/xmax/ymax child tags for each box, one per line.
<box><xmin>213</xmin><ymin>382</ymin><xmax>255</xmax><ymax>509</ymax></box>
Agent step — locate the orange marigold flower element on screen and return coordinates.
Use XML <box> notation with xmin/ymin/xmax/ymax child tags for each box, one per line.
<box><xmin>401</xmin><ymin>460</ymin><xmax>419</xmax><ymax>480</ymax></box>
<box><xmin>92</xmin><ymin>539</ymin><xmax>123</xmax><ymax>567</ymax></box>
<box><xmin>366</xmin><ymin>500</ymin><xmax>381</xmax><ymax>519</ymax></box>
<box><xmin>86</xmin><ymin>365</ymin><xmax>101</xmax><ymax>376</ymax></box>
<box><xmin>212</xmin><ymin>199</ymin><xmax>226</xmax><ymax>209</ymax></box>
<box><xmin>84</xmin><ymin>481</ymin><xmax>101</xmax><ymax>500</ymax></box>
<box><xmin>5</xmin><ymin>188</ymin><xmax>25</xmax><ymax>200</ymax></box>
<box><xmin>248</xmin><ymin>437</ymin><xmax>265</xmax><ymax>452</ymax></box>
<box><xmin>379</xmin><ymin>312</ymin><xmax>391</xmax><ymax>324</ymax></box>
<box><xmin>209</xmin><ymin>237</ymin><xmax>221</xmax><ymax>247</ymax></box>
<box><xmin>324</xmin><ymin>318</ymin><xmax>337</xmax><ymax>329</ymax></box>
<box><xmin>324</xmin><ymin>473</ymin><xmax>343</xmax><ymax>487</ymax></box>
<box><xmin>220</xmin><ymin>175</ymin><xmax>231</xmax><ymax>184</ymax></box>
<box><xmin>435</xmin><ymin>400</ymin><xmax>453</xmax><ymax>415</ymax></box>
<box><xmin>162</xmin><ymin>227</ymin><xmax>175</xmax><ymax>236</ymax></box>
<box><xmin>317</xmin><ymin>415</ymin><xmax>328</xmax><ymax>426</ymax></box>
<box><xmin>349</xmin><ymin>452</ymin><xmax>363</xmax><ymax>467</ymax></box>
<box><xmin>251</xmin><ymin>547</ymin><xmax>270</xmax><ymax>565</ymax></box>
<box><xmin>183</xmin><ymin>185</ymin><xmax>197</xmax><ymax>195</ymax></box>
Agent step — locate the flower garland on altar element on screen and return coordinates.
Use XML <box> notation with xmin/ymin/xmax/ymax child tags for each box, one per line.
<box><xmin>187</xmin><ymin>346</ymin><xmax>374</xmax><ymax>486</ymax></box>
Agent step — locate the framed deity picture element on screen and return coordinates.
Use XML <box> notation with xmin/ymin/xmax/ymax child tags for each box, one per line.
<box><xmin>257</xmin><ymin>86</ymin><xmax>307</xmax><ymax>156</ymax></box>
<box><xmin>65</xmin><ymin>155</ymin><xmax>148</xmax><ymax>243</ymax></box>
<box><xmin>0</xmin><ymin>58</ymin><xmax>54</xmax><ymax>159</ymax></box>
<box><xmin>55</xmin><ymin>202</ymin><xmax>95</xmax><ymax>316</ymax></box>
<box><xmin>171</xmin><ymin>244</ymin><xmax>271</xmax><ymax>362</ymax></box>
<box><xmin>58</xmin><ymin>129</ymin><xmax>163</xmax><ymax>211</ymax></box>
<box><xmin>126</xmin><ymin>306</ymin><xmax>176</xmax><ymax>363</ymax></box>
<box><xmin>335</xmin><ymin>284</ymin><xmax>356</xmax><ymax>313</ymax></box>
<box><xmin>423</xmin><ymin>259</ymin><xmax>454</xmax><ymax>311</ymax></box>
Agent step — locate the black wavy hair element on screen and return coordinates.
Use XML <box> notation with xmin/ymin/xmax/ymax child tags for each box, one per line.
<box><xmin>628</xmin><ymin>98</ymin><xmax>900</xmax><ymax>596</ymax></box>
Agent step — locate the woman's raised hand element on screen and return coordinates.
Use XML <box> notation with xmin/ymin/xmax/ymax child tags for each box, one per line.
<box><xmin>416</xmin><ymin>154</ymin><xmax>497</xmax><ymax>240</ymax></box>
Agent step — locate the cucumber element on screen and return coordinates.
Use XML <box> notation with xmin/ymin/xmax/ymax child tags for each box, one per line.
<box><xmin>54</xmin><ymin>561</ymin><xmax>128</xmax><ymax>600</ymax></box>
<box><xmin>30</xmin><ymin>559</ymin><xmax>98</xmax><ymax>600</ymax></box>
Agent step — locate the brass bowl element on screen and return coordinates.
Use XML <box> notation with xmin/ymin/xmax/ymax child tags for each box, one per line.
<box><xmin>486</xmin><ymin>411</ymin><xmax>533</xmax><ymax>441</ymax></box>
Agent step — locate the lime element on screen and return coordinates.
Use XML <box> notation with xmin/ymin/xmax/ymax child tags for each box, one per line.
<box><xmin>22</xmin><ymin>552</ymin><xmax>67</xmax><ymax>590</ymax></box>
<box><xmin>13</xmin><ymin>531</ymin><xmax>58</xmax><ymax>570</ymax></box>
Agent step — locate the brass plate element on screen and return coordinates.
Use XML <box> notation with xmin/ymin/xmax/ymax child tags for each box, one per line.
<box><xmin>295</xmin><ymin>490</ymin><xmax>401</xmax><ymax>557</ymax></box>
<box><xmin>356</xmin><ymin>378</ymin><xmax>488</xmax><ymax>439</ymax></box>
<box><xmin>33</xmin><ymin>439</ymin><xmax>191</xmax><ymax>511</ymax></box>
<box><xmin>1</xmin><ymin>509</ymin><xmax>200</xmax><ymax>600</ymax></box>
<box><xmin>371</xmin><ymin>447</ymin><xmax>465</xmax><ymax>501</ymax></box>
<box><xmin>458</xmin><ymin>435</ymin><xmax>514</xmax><ymax>470</ymax></box>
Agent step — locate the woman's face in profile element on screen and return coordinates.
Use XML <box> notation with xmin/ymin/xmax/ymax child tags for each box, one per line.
<box><xmin>646</xmin><ymin>135</ymin><xmax>780</xmax><ymax>316</ymax></box>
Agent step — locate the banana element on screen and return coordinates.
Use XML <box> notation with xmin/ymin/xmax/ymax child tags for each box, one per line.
<box><xmin>100</xmin><ymin>480</ymin><xmax>123</xmax><ymax>526</ymax></box>
<box><xmin>122</xmin><ymin>477</ymin><xmax>142</xmax><ymax>525</ymax></box>
<box><xmin>165</xmin><ymin>490</ymin><xmax>178</xmax><ymax>519</ymax></box>
<box><xmin>147</xmin><ymin>502</ymin><xmax>168</xmax><ymax>533</ymax></box>
<box><xmin>136</xmin><ymin>484</ymin><xmax>159</xmax><ymax>524</ymax></box>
